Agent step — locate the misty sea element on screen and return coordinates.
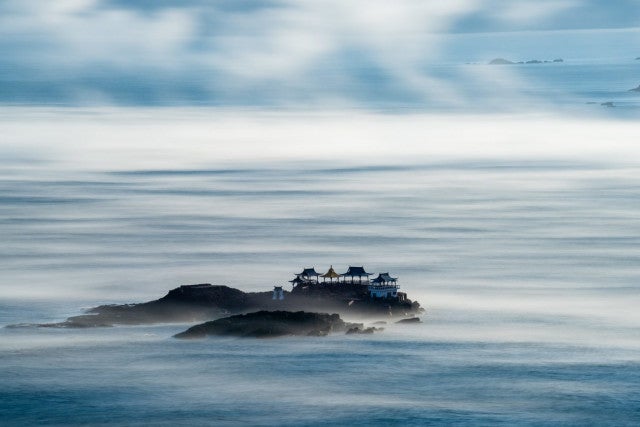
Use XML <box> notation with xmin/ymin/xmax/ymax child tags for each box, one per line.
<box><xmin>1</xmin><ymin>60</ymin><xmax>640</xmax><ymax>426</ymax></box>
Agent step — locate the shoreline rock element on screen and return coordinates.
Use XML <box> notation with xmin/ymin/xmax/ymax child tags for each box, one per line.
<box><xmin>396</xmin><ymin>317</ymin><xmax>421</xmax><ymax>324</ymax></box>
<box><xmin>174</xmin><ymin>311</ymin><xmax>362</xmax><ymax>339</ymax></box>
<box><xmin>27</xmin><ymin>283</ymin><xmax>424</xmax><ymax>328</ymax></box>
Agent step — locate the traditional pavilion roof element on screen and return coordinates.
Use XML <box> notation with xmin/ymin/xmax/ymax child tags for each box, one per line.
<box><xmin>371</xmin><ymin>273</ymin><xmax>397</xmax><ymax>284</ymax></box>
<box><xmin>320</xmin><ymin>266</ymin><xmax>341</xmax><ymax>279</ymax></box>
<box><xmin>298</xmin><ymin>267</ymin><xmax>320</xmax><ymax>277</ymax></box>
<box><xmin>289</xmin><ymin>276</ymin><xmax>306</xmax><ymax>284</ymax></box>
<box><xmin>342</xmin><ymin>266</ymin><xmax>371</xmax><ymax>276</ymax></box>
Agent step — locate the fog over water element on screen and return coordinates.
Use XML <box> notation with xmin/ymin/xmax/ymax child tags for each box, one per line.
<box><xmin>3</xmin><ymin>0</ymin><xmax>640</xmax><ymax>424</ymax></box>
<box><xmin>1</xmin><ymin>109</ymin><xmax>639</xmax><ymax>425</ymax></box>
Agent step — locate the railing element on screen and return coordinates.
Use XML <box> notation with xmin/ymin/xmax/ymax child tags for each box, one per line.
<box><xmin>367</xmin><ymin>283</ymin><xmax>400</xmax><ymax>290</ymax></box>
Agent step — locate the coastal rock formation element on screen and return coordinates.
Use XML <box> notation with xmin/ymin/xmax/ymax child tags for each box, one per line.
<box><xmin>174</xmin><ymin>311</ymin><xmax>360</xmax><ymax>338</ymax></box>
<box><xmin>488</xmin><ymin>58</ymin><xmax>564</xmax><ymax>65</ymax></box>
<box><xmin>489</xmin><ymin>58</ymin><xmax>514</xmax><ymax>65</ymax></box>
<box><xmin>35</xmin><ymin>282</ymin><xmax>424</xmax><ymax>328</ymax></box>
<box><xmin>345</xmin><ymin>326</ymin><xmax>380</xmax><ymax>334</ymax></box>
<box><xmin>629</xmin><ymin>85</ymin><xmax>640</xmax><ymax>92</ymax></box>
<box><xmin>396</xmin><ymin>317</ymin><xmax>421</xmax><ymax>324</ymax></box>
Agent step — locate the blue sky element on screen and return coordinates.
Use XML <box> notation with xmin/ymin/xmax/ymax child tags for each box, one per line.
<box><xmin>1</xmin><ymin>0</ymin><xmax>638</xmax><ymax>107</ymax></box>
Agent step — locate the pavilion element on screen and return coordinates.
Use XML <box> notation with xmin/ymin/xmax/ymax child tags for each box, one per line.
<box><xmin>341</xmin><ymin>266</ymin><xmax>371</xmax><ymax>284</ymax></box>
<box><xmin>296</xmin><ymin>267</ymin><xmax>320</xmax><ymax>283</ymax></box>
<box><xmin>368</xmin><ymin>273</ymin><xmax>400</xmax><ymax>298</ymax></box>
<box><xmin>320</xmin><ymin>265</ymin><xmax>341</xmax><ymax>283</ymax></box>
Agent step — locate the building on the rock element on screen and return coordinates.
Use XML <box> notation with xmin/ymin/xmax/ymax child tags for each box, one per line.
<box><xmin>288</xmin><ymin>266</ymin><xmax>403</xmax><ymax>300</ymax></box>
<box><xmin>320</xmin><ymin>265</ymin><xmax>341</xmax><ymax>283</ymax></box>
<box><xmin>297</xmin><ymin>267</ymin><xmax>320</xmax><ymax>283</ymax></box>
<box><xmin>289</xmin><ymin>276</ymin><xmax>307</xmax><ymax>287</ymax></box>
<box><xmin>272</xmin><ymin>286</ymin><xmax>284</xmax><ymax>300</ymax></box>
<box><xmin>368</xmin><ymin>273</ymin><xmax>400</xmax><ymax>298</ymax></box>
<box><xmin>341</xmin><ymin>266</ymin><xmax>371</xmax><ymax>284</ymax></box>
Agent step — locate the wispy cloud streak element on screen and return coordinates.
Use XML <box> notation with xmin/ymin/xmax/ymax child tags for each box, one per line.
<box><xmin>0</xmin><ymin>0</ymin><xmax>638</xmax><ymax>107</ymax></box>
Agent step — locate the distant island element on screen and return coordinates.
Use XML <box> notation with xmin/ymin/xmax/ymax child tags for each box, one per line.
<box><xmin>174</xmin><ymin>311</ymin><xmax>380</xmax><ymax>338</ymax></box>
<box><xmin>489</xmin><ymin>57</ymin><xmax>564</xmax><ymax>65</ymax></box>
<box><xmin>28</xmin><ymin>266</ymin><xmax>424</xmax><ymax>336</ymax></box>
<box><xmin>629</xmin><ymin>84</ymin><xmax>640</xmax><ymax>92</ymax></box>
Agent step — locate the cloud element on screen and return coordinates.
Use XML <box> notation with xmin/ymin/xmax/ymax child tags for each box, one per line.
<box><xmin>0</xmin><ymin>0</ymin><xmax>638</xmax><ymax>108</ymax></box>
<box><xmin>490</xmin><ymin>0</ymin><xmax>580</xmax><ymax>26</ymax></box>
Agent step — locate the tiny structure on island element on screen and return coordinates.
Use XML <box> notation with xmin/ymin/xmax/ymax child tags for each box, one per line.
<box><xmin>272</xmin><ymin>286</ymin><xmax>284</xmax><ymax>300</ymax></box>
<box><xmin>277</xmin><ymin>265</ymin><xmax>404</xmax><ymax>301</ymax></box>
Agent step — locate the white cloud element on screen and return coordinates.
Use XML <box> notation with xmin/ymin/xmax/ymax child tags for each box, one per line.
<box><xmin>0</xmin><ymin>0</ymin><xmax>625</xmax><ymax>108</ymax></box>
<box><xmin>490</xmin><ymin>0</ymin><xmax>580</xmax><ymax>25</ymax></box>
<box><xmin>0</xmin><ymin>0</ymin><xmax>196</xmax><ymax>70</ymax></box>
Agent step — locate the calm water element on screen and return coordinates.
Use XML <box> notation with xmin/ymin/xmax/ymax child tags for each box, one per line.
<box><xmin>1</xmin><ymin>63</ymin><xmax>640</xmax><ymax>425</ymax></box>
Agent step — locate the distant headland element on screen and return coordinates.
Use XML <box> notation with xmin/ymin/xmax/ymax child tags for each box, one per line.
<box><xmin>488</xmin><ymin>57</ymin><xmax>564</xmax><ymax>65</ymax></box>
<box><xmin>28</xmin><ymin>266</ymin><xmax>424</xmax><ymax>335</ymax></box>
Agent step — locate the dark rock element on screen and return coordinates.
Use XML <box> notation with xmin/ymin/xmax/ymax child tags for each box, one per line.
<box><xmin>345</xmin><ymin>326</ymin><xmax>379</xmax><ymax>335</ymax></box>
<box><xmin>601</xmin><ymin>101</ymin><xmax>615</xmax><ymax>107</ymax></box>
<box><xmin>526</xmin><ymin>60</ymin><xmax>542</xmax><ymax>64</ymax></box>
<box><xmin>36</xmin><ymin>282</ymin><xmax>424</xmax><ymax>328</ymax></box>
<box><xmin>371</xmin><ymin>321</ymin><xmax>387</xmax><ymax>325</ymax></box>
<box><xmin>629</xmin><ymin>85</ymin><xmax>640</xmax><ymax>92</ymax></box>
<box><xmin>174</xmin><ymin>311</ymin><xmax>361</xmax><ymax>339</ymax></box>
<box><xmin>489</xmin><ymin>58</ymin><xmax>514</xmax><ymax>65</ymax></box>
<box><xmin>396</xmin><ymin>317</ymin><xmax>421</xmax><ymax>324</ymax></box>
<box><xmin>553</xmin><ymin>58</ymin><xmax>564</xmax><ymax>62</ymax></box>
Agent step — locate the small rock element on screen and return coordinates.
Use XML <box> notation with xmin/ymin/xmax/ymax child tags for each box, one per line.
<box><xmin>396</xmin><ymin>317</ymin><xmax>421</xmax><ymax>324</ymax></box>
<box><xmin>489</xmin><ymin>58</ymin><xmax>514</xmax><ymax>65</ymax></box>
<box><xmin>346</xmin><ymin>327</ymin><xmax>378</xmax><ymax>335</ymax></box>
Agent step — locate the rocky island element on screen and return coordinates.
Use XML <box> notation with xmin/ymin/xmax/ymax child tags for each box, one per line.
<box><xmin>488</xmin><ymin>57</ymin><xmax>563</xmax><ymax>65</ymax></box>
<box><xmin>35</xmin><ymin>266</ymin><xmax>424</xmax><ymax>330</ymax></box>
<box><xmin>174</xmin><ymin>311</ymin><xmax>368</xmax><ymax>338</ymax></box>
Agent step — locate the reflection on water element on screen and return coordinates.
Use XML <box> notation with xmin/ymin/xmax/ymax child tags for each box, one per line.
<box><xmin>1</xmin><ymin>112</ymin><xmax>639</xmax><ymax>425</ymax></box>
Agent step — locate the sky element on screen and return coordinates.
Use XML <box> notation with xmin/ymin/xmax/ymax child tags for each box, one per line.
<box><xmin>0</xmin><ymin>0</ymin><xmax>639</xmax><ymax>108</ymax></box>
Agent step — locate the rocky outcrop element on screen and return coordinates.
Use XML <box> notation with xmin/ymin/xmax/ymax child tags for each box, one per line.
<box><xmin>489</xmin><ymin>58</ymin><xmax>514</xmax><ymax>65</ymax></box>
<box><xmin>33</xmin><ymin>282</ymin><xmax>424</xmax><ymax>328</ymax></box>
<box><xmin>345</xmin><ymin>326</ymin><xmax>381</xmax><ymax>334</ymax></box>
<box><xmin>396</xmin><ymin>317</ymin><xmax>421</xmax><ymax>324</ymax></box>
<box><xmin>174</xmin><ymin>311</ymin><xmax>360</xmax><ymax>338</ymax></box>
<box><xmin>629</xmin><ymin>85</ymin><xmax>640</xmax><ymax>92</ymax></box>
<box><xmin>488</xmin><ymin>58</ymin><xmax>563</xmax><ymax>65</ymax></box>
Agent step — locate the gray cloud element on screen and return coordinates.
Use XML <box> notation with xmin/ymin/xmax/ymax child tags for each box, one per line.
<box><xmin>0</xmin><ymin>0</ymin><xmax>638</xmax><ymax>108</ymax></box>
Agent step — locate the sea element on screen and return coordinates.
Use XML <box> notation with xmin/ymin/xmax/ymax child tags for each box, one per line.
<box><xmin>1</xmin><ymin>61</ymin><xmax>640</xmax><ymax>425</ymax></box>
